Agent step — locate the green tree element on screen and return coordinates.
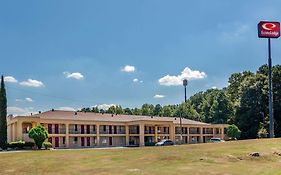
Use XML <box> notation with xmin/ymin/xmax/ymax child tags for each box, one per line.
<box><xmin>0</xmin><ymin>75</ymin><xmax>7</xmax><ymax>149</ymax></box>
<box><xmin>189</xmin><ymin>91</ymin><xmax>205</xmax><ymax>115</ymax></box>
<box><xmin>175</xmin><ymin>102</ymin><xmax>201</xmax><ymax>121</ymax></box>
<box><xmin>107</xmin><ymin>106</ymin><xmax>116</xmax><ymax>114</ymax></box>
<box><xmin>92</xmin><ymin>106</ymin><xmax>100</xmax><ymax>113</ymax></box>
<box><xmin>272</xmin><ymin>65</ymin><xmax>281</xmax><ymax>137</ymax></box>
<box><xmin>162</xmin><ymin>106</ymin><xmax>173</xmax><ymax>117</ymax></box>
<box><xmin>153</xmin><ymin>104</ymin><xmax>162</xmax><ymax>116</ymax></box>
<box><xmin>234</xmin><ymin>75</ymin><xmax>266</xmax><ymax>139</ymax></box>
<box><xmin>227</xmin><ymin>71</ymin><xmax>254</xmax><ymax>106</ymax></box>
<box><xmin>141</xmin><ymin>104</ymin><xmax>154</xmax><ymax>116</ymax></box>
<box><xmin>132</xmin><ymin>108</ymin><xmax>141</xmax><ymax>115</ymax></box>
<box><xmin>80</xmin><ymin>107</ymin><xmax>91</xmax><ymax>112</ymax></box>
<box><xmin>199</xmin><ymin>89</ymin><xmax>221</xmax><ymax>123</ymax></box>
<box><xmin>124</xmin><ymin>108</ymin><xmax>133</xmax><ymax>115</ymax></box>
<box><xmin>209</xmin><ymin>91</ymin><xmax>233</xmax><ymax>124</ymax></box>
<box><xmin>115</xmin><ymin>105</ymin><xmax>124</xmax><ymax>114</ymax></box>
<box><xmin>227</xmin><ymin>124</ymin><xmax>241</xmax><ymax>140</ymax></box>
<box><xmin>28</xmin><ymin>125</ymin><xmax>49</xmax><ymax>149</ymax></box>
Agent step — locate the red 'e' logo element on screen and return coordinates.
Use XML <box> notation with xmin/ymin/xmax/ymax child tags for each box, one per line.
<box><xmin>262</xmin><ymin>23</ymin><xmax>277</xmax><ymax>31</ymax></box>
<box><xmin>258</xmin><ymin>21</ymin><xmax>280</xmax><ymax>38</ymax></box>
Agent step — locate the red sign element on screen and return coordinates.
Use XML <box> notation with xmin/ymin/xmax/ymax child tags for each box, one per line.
<box><xmin>258</xmin><ymin>21</ymin><xmax>280</xmax><ymax>38</ymax></box>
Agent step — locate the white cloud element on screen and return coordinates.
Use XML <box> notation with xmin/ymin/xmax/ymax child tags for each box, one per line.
<box><xmin>133</xmin><ymin>78</ymin><xmax>143</xmax><ymax>83</ymax></box>
<box><xmin>20</xmin><ymin>79</ymin><xmax>45</xmax><ymax>87</ymax></box>
<box><xmin>4</xmin><ymin>76</ymin><xmax>18</xmax><ymax>83</ymax></box>
<box><xmin>25</xmin><ymin>97</ymin><xmax>33</xmax><ymax>102</ymax></box>
<box><xmin>16</xmin><ymin>98</ymin><xmax>34</xmax><ymax>102</ymax></box>
<box><xmin>63</xmin><ymin>72</ymin><xmax>84</xmax><ymax>80</ymax></box>
<box><xmin>158</xmin><ymin>67</ymin><xmax>207</xmax><ymax>86</ymax></box>
<box><xmin>211</xmin><ymin>86</ymin><xmax>218</xmax><ymax>89</ymax></box>
<box><xmin>7</xmin><ymin>106</ymin><xmax>35</xmax><ymax>116</ymax></box>
<box><xmin>121</xmin><ymin>65</ymin><xmax>135</xmax><ymax>73</ymax></box>
<box><xmin>93</xmin><ymin>104</ymin><xmax>116</xmax><ymax>110</ymax></box>
<box><xmin>154</xmin><ymin>94</ymin><xmax>165</xmax><ymax>99</ymax></box>
<box><xmin>58</xmin><ymin>107</ymin><xmax>76</xmax><ymax>111</ymax></box>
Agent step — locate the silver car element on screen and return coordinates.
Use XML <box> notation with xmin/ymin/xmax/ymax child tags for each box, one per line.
<box><xmin>209</xmin><ymin>138</ymin><xmax>225</xmax><ymax>143</ymax></box>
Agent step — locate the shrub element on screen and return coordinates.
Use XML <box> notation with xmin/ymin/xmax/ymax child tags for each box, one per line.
<box><xmin>9</xmin><ymin>141</ymin><xmax>25</xmax><ymax>149</ymax></box>
<box><xmin>43</xmin><ymin>142</ymin><xmax>52</xmax><ymax>150</ymax></box>
<box><xmin>258</xmin><ymin>127</ymin><xmax>268</xmax><ymax>138</ymax></box>
<box><xmin>28</xmin><ymin>125</ymin><xmax>49</xmax><ymax>149</ymax></box>
<box><xmin>8</xmin><ymin>141</ymin><xmax>35</xmax><ymax>149</ymax></box>
<box><xmin>145</xmin><ymin>142</ymin><xmax>156</xmax><ymax>146</ymax></box>
<box><xmin>227</xmin><ymin>124</ymin><xmax>241</xmax><ymax>140</ymax></box>
<box><xmin>25</xmin><ymin>142</ymin><xmax>35</xmax><ymax>148</ymax></box>
<box><xmin>8</xmin><ymin>142</ymin><xmax>16</xmax><ymax>149</ymax></box>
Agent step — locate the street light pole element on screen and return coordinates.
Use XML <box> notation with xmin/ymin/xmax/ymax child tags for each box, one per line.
<box><xmin>183</xmin><ymin>79</ymin><xmax>188</xmax><ymax>103</ymax></box>
<box><xmin>180</xmin><ymin>79</ymin><xmax>188</xmax><ymax>144</ymax></box>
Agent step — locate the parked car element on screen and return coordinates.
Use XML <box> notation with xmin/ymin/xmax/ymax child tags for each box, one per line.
<box><xmin>209</xmin><ymin>138</ymin><xmax>225</xmax><ymax>143</ymax></box>
<box><xmin>155</xmin><ymin>139</ymin><xmax>174</xmax><ymax>146</ymax></box>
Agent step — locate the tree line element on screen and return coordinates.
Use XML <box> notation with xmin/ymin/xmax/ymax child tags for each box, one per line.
<box><xmin>80</xmin><ymin>65</ymin><xmax>281</xmax><ymax>139</ymax></box>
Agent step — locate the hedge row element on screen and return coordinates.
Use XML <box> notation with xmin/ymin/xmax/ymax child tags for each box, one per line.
<box><xmin>8</xmin><ymin>141</ymin><xmax>35</xmax><ymax>149</ymax></box>
<box><xmin>145</xmin><ymin>142</ymin><xmax>156</xmax><ymax>146</ymax></box>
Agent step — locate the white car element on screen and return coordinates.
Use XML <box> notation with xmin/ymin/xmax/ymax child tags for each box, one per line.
<box><xmin>209</xmin><ymin>138</ymin><xmax>225</xmax><ymax>143</ymax></box>
<box><xmin>155</xmin><ymin>139</ymin><xmax>174</xmax><ymax>146</ymax></box>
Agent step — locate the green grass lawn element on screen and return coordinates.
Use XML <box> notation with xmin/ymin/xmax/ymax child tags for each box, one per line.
<box><xmin>1</xmin><ymin>139</ymin><xmax>281</xmax><ymax>175</ymax></box>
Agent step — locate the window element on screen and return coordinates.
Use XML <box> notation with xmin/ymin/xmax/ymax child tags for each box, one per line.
<box><xmin>103</xmin><ymin>125</ymin><xmax>106</xmax><ymax>132</ymax></box>
<box><xmin>48</xmin><ymin>124</ymin><xmax>52</xmax><ymax>134</ymax></box>
<box><xmin>87</xmin><ymin>125</ymin><xmax>90</xmax><ymax>134</ymax></box>
<box><xmin>74</xmin><ymin>137</ymin><xmax>78</xmax><ymax>144</ymax></box>
<box><xmin>63</xmin><ymin>137</ymin><xmax>66</xmax><ymax>144</ymax></box>
<box><xmin>81</xmin><ymin>137</ymin><xmax>85</xmax><ymax>147</ymax></box>
<box><xmin>81</xmin><ymin>125</ymin><xmax>85</xmax><ymax>134</ymax></box>
<box><xmin>48</xmin><ymin>137</ymin><xmax>52</xmax><ymax>143</ymax></box>
<box><xmin>114</xmin><ymin>126</ymin><xmax>117</xmax><ymax>134</ymax></box>
<box><xmin>55</xmin><ymin>124</ymin><xmax>59</xmax><ymax>134</ymax></box>
<box><xmin>74</xmin><ymin>124</ymin><xmax>78</xmax><ymax>131</ymax></box>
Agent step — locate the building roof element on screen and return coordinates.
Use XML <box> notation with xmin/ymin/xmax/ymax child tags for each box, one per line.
<box><xmin>16</xmin><ymin>110</ymin><xmax>211</xmax><ymax>126</ymax></box>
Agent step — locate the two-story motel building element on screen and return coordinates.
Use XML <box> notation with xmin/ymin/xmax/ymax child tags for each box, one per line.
<box><xmin>7</xmin><ymin>110</ymin><xmax>228</xmax><ymax>148</ymax></box>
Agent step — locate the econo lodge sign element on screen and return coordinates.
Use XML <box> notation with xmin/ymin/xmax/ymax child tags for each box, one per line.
<box><xmin>258</xmin><ymin>21</ymin><xmax>280</xmax><ymax>38</ymax></box>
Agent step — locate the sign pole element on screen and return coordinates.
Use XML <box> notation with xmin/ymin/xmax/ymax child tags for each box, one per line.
<box><xmin>258</xmin><ymin>21</ymin><xmax>280</xmax><ymax>138</ymax></box>
<box><xmin>268</xmin><ymin>38</ymin><xmax>274</xmax><ymax>138</ymax></box>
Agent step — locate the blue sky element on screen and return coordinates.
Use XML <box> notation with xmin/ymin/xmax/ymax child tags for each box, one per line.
<box><xmin>1</xmin><ymin>1</ymin><xmax>281</xmax><ymax>115</ymax></box>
